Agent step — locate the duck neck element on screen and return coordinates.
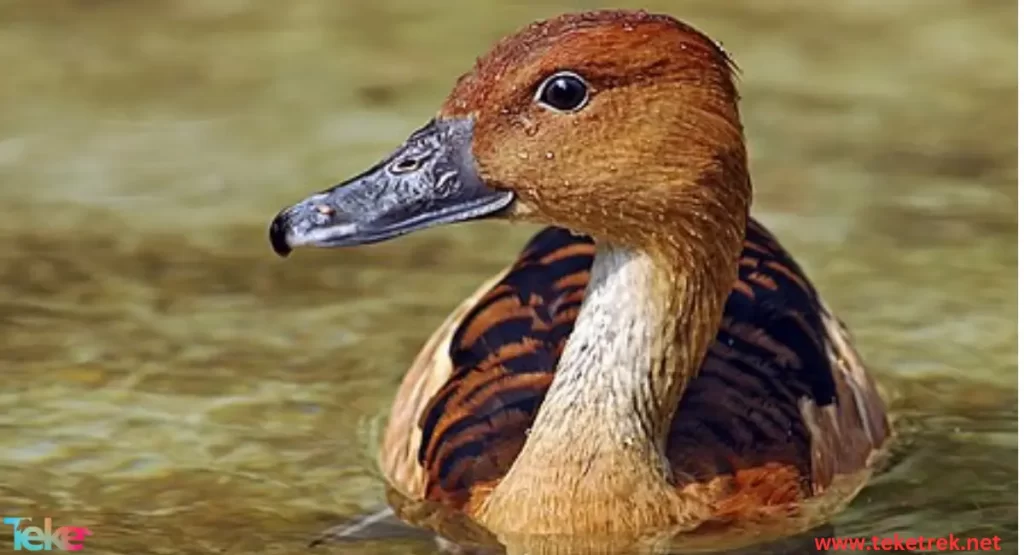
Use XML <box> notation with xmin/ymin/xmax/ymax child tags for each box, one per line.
<box><xmin>478</xmin><ymin>230</ymin><xmax>741</xmax><ymax>534</ymax></box>
<box><xmin>533</xmin><ymin>241</ymin><xmax>726</xmax><ymax>467</ymax></box>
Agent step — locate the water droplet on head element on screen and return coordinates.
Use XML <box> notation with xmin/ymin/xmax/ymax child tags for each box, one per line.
<box><xmin>544</xmin><ymin>152</ymin><xmax>554</xmax><ymax>160</ymax></box>
<box><xmin>519</xmin><ymin>115</ymin><xmax>539</xmax><ymax>137</ymax></box>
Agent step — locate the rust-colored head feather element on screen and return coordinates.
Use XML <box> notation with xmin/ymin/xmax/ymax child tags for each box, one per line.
<box><xmin>440</xmin><ymin>10</ymin><xmax>749</xmax><ymax>259</ymax></box>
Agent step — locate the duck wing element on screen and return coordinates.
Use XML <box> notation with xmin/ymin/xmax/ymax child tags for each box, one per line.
<box><xmin>380</xmin><ymin>227</ymin><xmax>594</xmax><ymax>507</ymax></box>
<box><xmin>667</xmin><ymin>219</ymin><xmax>890</xmax><ymax>517</ymax></box>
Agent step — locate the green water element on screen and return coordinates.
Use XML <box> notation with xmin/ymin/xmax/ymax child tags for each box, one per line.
<box><xmin>0</xmin><ymin>1</ymin><xmax>1016</xmax><ymax>553</ymax></box>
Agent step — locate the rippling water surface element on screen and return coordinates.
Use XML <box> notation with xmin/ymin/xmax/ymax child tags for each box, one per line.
<box><xmin>0</xmin><ymin>1</ymin><xmax>1016</xmax><ymax>553</ymax></box>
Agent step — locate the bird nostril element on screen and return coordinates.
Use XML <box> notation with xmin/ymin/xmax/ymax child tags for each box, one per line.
<box><xmin>390</xmin><ymin>157</ymin><xmax>422</xmax><ymax>174</ymax></box>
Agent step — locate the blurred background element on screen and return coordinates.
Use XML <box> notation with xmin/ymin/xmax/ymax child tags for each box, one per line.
<box><xmin>0</xmin><ymin>1</ymin><xmax>1016</xmax><ymax>553</ymax></box>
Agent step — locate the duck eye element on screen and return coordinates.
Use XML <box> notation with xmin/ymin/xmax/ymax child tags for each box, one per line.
<box><xmin>535</xmin><ymin>71</ymin><xmax>589</xmax><ymax>113</ymax></box>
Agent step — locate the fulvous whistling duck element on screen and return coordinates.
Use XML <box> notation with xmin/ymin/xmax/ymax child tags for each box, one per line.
<box><xmin>269</xmin><ymin>9</ymin><xmax>891</xmax><ymax>553</ymax></box>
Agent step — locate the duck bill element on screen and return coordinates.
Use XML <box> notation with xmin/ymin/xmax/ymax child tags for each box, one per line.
<box><xmin>268</xmin><ymin>118</ymin><xmax>513</xmax><ymax>257</ymax></box>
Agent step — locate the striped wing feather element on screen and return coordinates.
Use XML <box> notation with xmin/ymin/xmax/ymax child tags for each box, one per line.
<box><xmin>380</xmin><ymin>221</ymin><xmax>889</xmax><ymax>516</ymax></box>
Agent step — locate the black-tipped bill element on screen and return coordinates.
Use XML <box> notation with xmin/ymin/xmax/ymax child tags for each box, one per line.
<box><xmin>268</xmin><ymin>118</ymin><xmax>513</xmax><ymax>257</ymax></box>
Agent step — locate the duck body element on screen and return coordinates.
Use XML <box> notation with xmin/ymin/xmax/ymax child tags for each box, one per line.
<box><xmin>381</xmin><ymin>221</ymin><xmax>889</xmax><ymax>541</ymax></box>
<box><xmin>268</xmin><ymin>9</ymin><xmax>891</xmax><ymax>549</ymax></box>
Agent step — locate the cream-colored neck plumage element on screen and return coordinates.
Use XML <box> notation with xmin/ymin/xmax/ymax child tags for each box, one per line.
<box><xmin>534</xmin><ymin>243</ymin><xmax>689</xmax><ymax>460</ymax></box>
<box><xmin>476</xmin><ymin>241</ymin><xmax>726</xmax><ymax>538</ymax></box>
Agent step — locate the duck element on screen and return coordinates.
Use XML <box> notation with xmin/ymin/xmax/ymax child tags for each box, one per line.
<box><xmin>268</xmin><ymin>9</ymin><xmax>891</xmax><ymax>552</ymax></box>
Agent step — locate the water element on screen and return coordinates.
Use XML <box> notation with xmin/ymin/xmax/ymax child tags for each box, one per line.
<box><xmin>0</xmin><ymin>1</ymin><xmax>1016</xmax><ymax>553</ymax></box>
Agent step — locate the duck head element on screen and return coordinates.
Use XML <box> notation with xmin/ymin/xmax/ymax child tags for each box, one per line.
<box><xmin>270</xmin><ymin>10</ymin><xmax>750</xmax><ymax>258</ymax></box>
